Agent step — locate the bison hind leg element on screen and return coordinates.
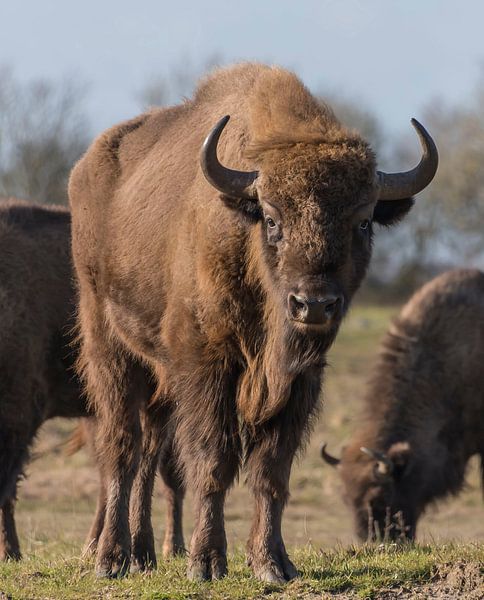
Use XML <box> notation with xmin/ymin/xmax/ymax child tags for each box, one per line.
<box><xmin>0</xmin><ymin>423</ymin><xmax>36</xmax><ymax>562</ymax></box>
<box><xmin>0</xmin><ymin>498</ymin><xmax>21</xmax><ymax>561</ymax></box>
<box><xmin>129</xmin><ymin>401</ymin><xmax>168</xmax><ymax>574</ymax></box>
<box><xmin>158</xmin><ymin>424</ymin><xmax>186</xmax><ymax>559</ymax></box>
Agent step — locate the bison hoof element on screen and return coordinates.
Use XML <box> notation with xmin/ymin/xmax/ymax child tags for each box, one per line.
<box><xmin>95</xmin><ymin>548</ymin><xmax>130</xmax><ymax>578</ymax></box>
<box><xmin>187</xmin><ymin>550</ymin><xmax>227</xmax><ymax>581</ymax></box>
<box><xmin>82</xmin><ymin>537</ymin><xmax>99</xmax><ymax>557</ymax></box>
<box><xmin>248</xmin><ymin>549</ymin><xmax>298</xmax><ymax>583</ymax></box>
<box><xmin>130</xmin><ymin>550</ymin><xmax>157</xmax><ymax>574</ymax></box>
<box><xmin>0</xmin><ymin>548</ymin><xmax>22</xmax><ymax>562</ymax></box>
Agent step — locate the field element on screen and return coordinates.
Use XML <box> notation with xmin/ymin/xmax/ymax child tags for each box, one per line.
<box><xmin>1</xmin><ymin>304</ymin><xmax>482</xmax><ymax>599</ymax></box>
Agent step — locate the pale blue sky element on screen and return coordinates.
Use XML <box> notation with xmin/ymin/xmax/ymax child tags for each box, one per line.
<box><xmin>1</xmin><ymin>1</ymin><xmax>482</xmax><ymax>137</ymax></box>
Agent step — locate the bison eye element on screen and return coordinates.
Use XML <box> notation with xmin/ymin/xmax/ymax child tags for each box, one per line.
<box><xmin>359</xmin><ymin>219</ymin><xmax>371</xmax><ymax>231</ymax></box>
<box><xmin>265</xmin><ymin>216</ymin><xmax>282</xmax><ymax>244</ymax></box>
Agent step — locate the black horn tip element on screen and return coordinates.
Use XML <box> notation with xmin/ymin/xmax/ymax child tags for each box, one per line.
<box><xmin>211</xmin><ymin>114</ymin><xmax>231</xmax><ymax>134</ymax></box>
<box><xmin>321</xmin><ymin>443</ymin><xmax>341</xmax><ymax>467</ymax></box>
<box><xmin>410</xmin><ymin>118</ymin><xmax>427</xmax><ymax>140</ymax></box>
<box><xmin>201</xmin><ymin>115</ymin><xmax>230</xmax><ymax>155</ymax></box>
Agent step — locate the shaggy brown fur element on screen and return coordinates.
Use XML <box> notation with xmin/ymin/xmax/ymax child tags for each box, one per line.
<box><xmin>323</xmin><ymin>269</ymin><xmax>484</xmax><ymax>541</ymax></box>
<box><xmin>69</xmin><ymin>63</ymin><xmax>425</xmax><ymax>581</ymax></box>
<box><xmin>0</xmin><ymin>199</ymin><xmax>82</xmax><ymax>560</ymax></box>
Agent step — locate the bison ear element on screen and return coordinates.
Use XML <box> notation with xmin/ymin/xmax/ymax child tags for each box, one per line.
<box><xmin>387</xmin><ymin>442</ymin><xmax>412</xmax><ymax>479</ymax></box>
<box><xmin>219</xmin><ymin>194</ymin><xmax>262</xmax><ymax>223</ymax></box>
<box><xmin>373</xmin><ymin>198</ymin><xmax>414</xmax><ymax>227</ymax></box>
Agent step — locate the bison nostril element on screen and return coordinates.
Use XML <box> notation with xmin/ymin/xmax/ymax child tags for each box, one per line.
<box><xmin>288</xmin><ymin>293</ymin><xmax>308</xmax><ymax>320</ymax></box>
<box><xmin>288</xmin><ymin>292</ymin><xmax>344</xmax><ymax>324</ymax></box>
<box><xmin>324</xmin><ymin>295</ymin><xmax>342</xmax><ymax>317</ymax></box>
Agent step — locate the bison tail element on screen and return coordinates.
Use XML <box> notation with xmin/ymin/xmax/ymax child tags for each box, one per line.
<box><xmin>64</xmin><ymin>422</ymin><xmax>87</xmax><ymax>456</ymax></box>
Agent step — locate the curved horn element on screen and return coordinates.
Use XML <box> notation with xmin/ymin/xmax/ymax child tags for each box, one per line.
<box><xmin>377</xmin><ymin>118</ymin><xmax>438</xmax><ymax>201</ymax></box>
<box><xmin>200</xmin><ymin>115</ymin><xmax>259</xmax><ymax>199</ymax></box>
<box><xmin>360</xmin><ymin>446</ymin><xmax>393</xmax><ymax>476</ymax></box>
<box><xmin>321</xmin><ymin>443</ymin><xmax>341</xmax><ymax>467</ymax></box>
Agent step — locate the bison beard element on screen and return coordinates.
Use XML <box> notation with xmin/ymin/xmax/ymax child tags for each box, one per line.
<box><xmin>68</xmin><ymin>63</ymin><xmax>437</xmax><ymax>580</ymax></box>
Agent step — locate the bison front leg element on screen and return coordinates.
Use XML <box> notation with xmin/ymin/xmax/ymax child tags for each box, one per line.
<box><xmin>175</xmin><ymin>367</ymin><xmax>240</xmax><ymax>581</ymax></box>
<box><xmin>83</xmin><ymin>480</ymin><xmax>107</xmax><ymax>556</ymax></box>
<box><xmin>245</xmin><ymin>373</ymin><xmax>320</xmax><ymax>583</ymax></box>
<box><xmin>159</xmin><ymin>430</ymin><xmax>186</xmax><ymax>558</ymax></box>
<box><xmin>0</xmin><ymin>498</ymin><xmax>21</xmax><ymax>561</ymax></box>
<box><xmin>244</xmin><ymin>439</ymin><xmax>297</xmax><ymax>583</ymax></box>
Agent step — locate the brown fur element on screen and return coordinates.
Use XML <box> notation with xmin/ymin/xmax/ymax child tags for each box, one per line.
<box><xmin>69</xmin><ymin>63</ymin><xmax>420</xmax><ymax>580</ymax></box>
<box><xmin>0</xmin><ymin>198</ymin><xmax>83</xmax><ymax>560</ymax></box>
<box><xmin>328</xmin><ymin>269</ymin><xmax>484</xmax><ymax>541</ymax></box>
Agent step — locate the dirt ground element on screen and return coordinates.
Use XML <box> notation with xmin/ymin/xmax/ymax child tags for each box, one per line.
<box><xmin>14</xmin><ymin>305</ymin><xmax>483</xmax><ymax>558</ymax></box>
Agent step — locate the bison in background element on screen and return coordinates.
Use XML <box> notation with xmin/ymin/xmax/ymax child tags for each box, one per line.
<box><xmin>322</xmin><ymin>269</ymin><xmax>484</xmax><ymax>541</ymax></box>
<box><xmin>0</xmin><ymin>199</ymin><xmax>186</xmax><ymax>562</ymax></box>
<box><xmin>69</xmin><ymin>62</ymin><xmax>437</xmax><ymax>580</ymax></box>
<box><xmin>0</xmin><ymin>199</ymin><xmax>82</xmax><ymax>560</ymax></box>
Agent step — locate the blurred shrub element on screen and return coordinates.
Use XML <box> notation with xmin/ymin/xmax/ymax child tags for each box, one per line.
<box><xmin>0</xmin><ymin>66</ymin><xmax>90</xmax><ymax>205</ymax></box>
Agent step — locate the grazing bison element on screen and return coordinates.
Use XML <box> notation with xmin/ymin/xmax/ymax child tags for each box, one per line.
<box><xmin>0</xmin><ymin>199</ymin><xmax>82</xmax><ymax>560</ymax></box>
<box><xmin>322</xmin><ymin>269</ymin><xmax>484</xmax><ymax>541</ymax></box>
<box><xmin>69</xmin><ymin>63</ymin><xmax>437</xmax><ymax>580</ymax></box>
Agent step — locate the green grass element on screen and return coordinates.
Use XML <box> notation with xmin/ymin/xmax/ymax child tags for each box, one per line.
<box><xmin>0</xmin><ymin>543</ymin><xmax>482</xmax><ymax>599</ymax></box>
<box><xmin>4</xmin><ymin>303</ymin><xmax>483</xmax><ymax>599</ymax></box>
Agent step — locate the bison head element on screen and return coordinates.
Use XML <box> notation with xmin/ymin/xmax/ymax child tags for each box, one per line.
<box><xmin>322</xmin><ymin>441</ymin><xmax>420</xmax><ymax>541</ymax></box>
<box><xmin>201</xmin><ymin>116</ymin><xmax>437</xmax><ymax>344</ymax></box>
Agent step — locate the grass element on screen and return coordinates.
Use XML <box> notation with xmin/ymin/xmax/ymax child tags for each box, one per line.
<box><xmin>2</xmin><ymin>302</ymin><xmax>483</xmax><ymax>598</ymax></box>
<box><xmin>0</xmin><ymin>543</ymin><xmax>482</xmax><ymax>599</ymax></box>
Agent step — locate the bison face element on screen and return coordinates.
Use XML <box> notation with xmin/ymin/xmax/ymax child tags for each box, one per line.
<box><xmin>254</xmin><ymin>154</ymin><xmax>377</xmax><ymax>336</ymax></box>
<box><xmin>322</xmin><ymin>441</ymin><xmax>420</xmax><ymax>542</ymax></box>
<box><xmin>201</xmin><ymin>116</ymin><xmax>437</xmax><ymax>339</ymax></box>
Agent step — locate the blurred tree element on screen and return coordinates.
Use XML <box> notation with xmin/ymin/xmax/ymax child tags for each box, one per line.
<box><xmin>325</xmin><ymin>83</ymin><xmax>484</xmax><ymax>298</ymax></box>
<box><xmin>418</xmin><ymin>93</ymin><xmax>484</xmax><ymax>258</ymax></box>
<box><xmin>376</xmin><ymin>80</ymin><xmax>484</xmax><ymax>295</ymax></box>
<box><xmin>0</xmin><ymin>67</ymin><xmax>89</xmax><ymax>205</ymax></box>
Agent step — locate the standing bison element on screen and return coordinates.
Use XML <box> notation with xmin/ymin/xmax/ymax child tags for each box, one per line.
<box><xmin>69</xmin><ymin>63</ymin><xmax>437</xmax><ymax>580</ymax></box>
<box><xmin>0</xmin><ymin>199</ymin><xmax>83</xmax><ymax>560</ymax></box>
<box><xmin>322</xmin><ymin>269</ymin><xmax>484</xmax><ymax>541</ymax></box>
